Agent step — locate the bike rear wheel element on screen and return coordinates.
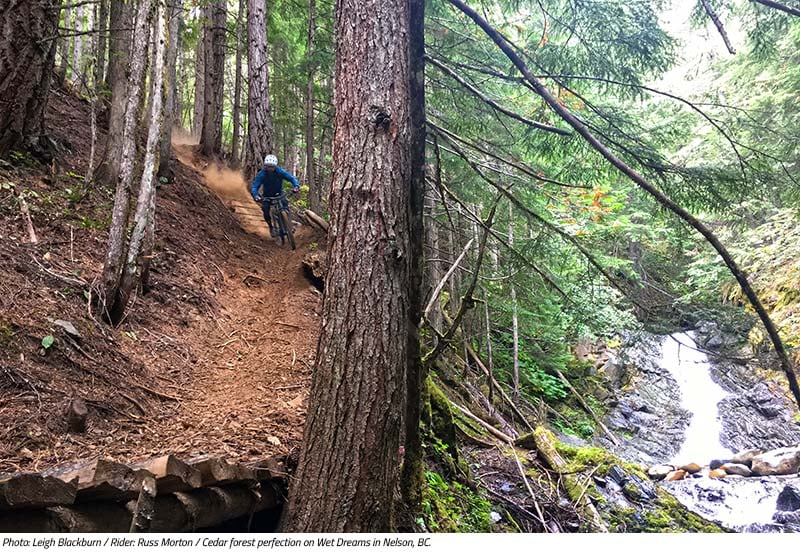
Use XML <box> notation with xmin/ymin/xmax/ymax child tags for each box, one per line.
<box><xmin>280</xmin><ymin>210</ymin><xmax>296</xmax><ymax>250</ymax></box>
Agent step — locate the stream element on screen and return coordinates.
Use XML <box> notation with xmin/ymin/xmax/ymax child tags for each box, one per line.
<box><xmin>603</xmin><ymin>328</ymin><xmax>800</xmax><ymax>532</ymax></box>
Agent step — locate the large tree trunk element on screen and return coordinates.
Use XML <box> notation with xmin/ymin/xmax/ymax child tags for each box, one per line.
<box><xmin>158</xmin><ymin>0</ymin><xmax>183</xmax><ymax>180</ymax></box>
<box><xmin>97</xmin><ymin>0</ymin><xmax>134</xmax><ymax>184</ymax></box>
<box><xmin>109</xmin><ymin>3</ymin><xmax>169</xmax><ymax>324</ymax></box>
<box><xmin>245</xmin><ymin>0</ymin><xmax>275</xmax><ymax>180</ymax></box>
<box><xmin>0</xmin><ymin>0</ymin><xmax>60</xmax><ymax>159</ymax></box>
<box><xmin>98</xmin><ymin>0</ymin><xmax>153</xmax><ymax>318</ymax></box>
<box><xmin>231</xmin><ymin>0</ymin><xmax>245</xmax><ymax>166</ymax></box>
<box><xmin>281</xmin><ymin>0</ymin><xmax>422</xmax><ymax>531</ymax></box>
<box><xmin>305</xmin><ymin>0</ymin><xmax>318</xmax><ymax>209</ymax></box>
<box><xmin>199</xmin><ymin>4</ymin><xmax>226</xmax><ymax>157</ymax></box>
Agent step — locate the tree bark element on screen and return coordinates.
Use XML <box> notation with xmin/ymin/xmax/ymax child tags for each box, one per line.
<box><xmin>158</xmin><ymin>0</ymin><xmax>183</xmax><ymax>180</ymax></box>
<box><xmin>245</xmin><ymin>0</ymin><xmax>275</xmax><ymax>180</ymax></box>
<box><xmin>72</xmin><ymin>4</ymin><xmax>84</xmax><ymax>87</ymax></box>
<box><xmin>199</xmin><ymin>3</ymin><xmax>226</xmax><ymax>157</ymax></box>
<box><xmin>96</xmin><ymin>0</ymin><xmax>108</xmax><ymax>88</ymax></box>
<box><xmin>0</xmin><ymin>0</ymin><xmax>60</xmax><ymax>159</ymax></box>
<box><xmin>97</xmin><ymin>0</ymin><xmax>134</xmax><ymax>185</ymax></box>
<box><xmin>192</xmin><ymin>32</ymin><xmax>205</xmax><ymax>139</ymax></box>
<box><xmin>305</xmin><ymin>0</ymin><xmax>318</xmax><ymax>209</ymax></box>
<box><xmin>231</xmin><ymin>0</ymin><xmax>244</xmax><ymax>166</ymax></box>
<box><xmin>99</xmin><ymin>0</ymin><xmax>153</xmax><ymax>319</ymax></box>
<box><xmin>281</xmin><ymin>0</ymin><xmax>421</xmax><ymax>532</ymax></box>
<box><xmin>108</xmin><ymin>2</ymin><xmax>168</xmax><ymax>324</ymax></box>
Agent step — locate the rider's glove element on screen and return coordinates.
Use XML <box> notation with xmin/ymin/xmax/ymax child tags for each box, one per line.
<box><xmin>254</xmin><ymin>195</ymin><xmax>263</xmax><ymax>202</ymax></box>
<box><xmin>291</xmin><ymin>188</ymin><xmax>299</xmax><ymax>195</ymax></box>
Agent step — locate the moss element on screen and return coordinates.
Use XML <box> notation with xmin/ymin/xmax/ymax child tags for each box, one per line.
<box><xmin>420</xmin><ymin>470</ymin><xmax>493</xmax><ymax>533</ymax></box>
<box><xmin>637</xmin><ymin>489</ymin><xmax>724</xmax><ymax>533</ymax></box>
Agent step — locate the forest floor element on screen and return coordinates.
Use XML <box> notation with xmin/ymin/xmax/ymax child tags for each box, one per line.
<box><xmin>0</xmin><ymin>87</ymin><xmax>323</xmax><ymax>474</ymax></box>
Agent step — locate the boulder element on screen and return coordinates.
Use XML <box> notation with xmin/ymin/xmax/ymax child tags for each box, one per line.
<box><xmin>731</xmin><ymin>449</ymin><xmax>762</xmax><ymax>468</ymax></box>
<box><xmin>647</xmin><ymin>464</ymin><xmax>674</xmax><ymax>480</ymax></box>
<box><xmin>665</xmin><ymin>470</ymin><xmax>687</xmax><ymax>482</ymax></box>
<box><xmin>720</xmin><ymin>463</ymin><xmax>752</xmax><ymax>477</ymax></box>
<box><xmin>776</xmin><ymin>484</ymin><xmax>800</xmax><ymax>512</ymax></box>
<box><xmin>678</xmin><ymin>463</ymin><xmax>701</xmax><ymax>474</ymax></box>
<box><xmin>708</xmin><ymin>469</ymin><xmax>726</xmax><ymax>479</ymax></box>
<box><xmin>709</xmin><ymin>459</ymin><xmax>728</xmax><ymax>470</ymax></box>
<box><xmin>751</xmin><ymin>446</ymin><xmax>800</xmax><ymax>476</ymax></box>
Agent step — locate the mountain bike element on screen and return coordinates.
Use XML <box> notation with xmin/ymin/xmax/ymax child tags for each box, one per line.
<box><xmin>259</xmin><ymin>192</ymin><xmax>296</xmax><ymax>250</ymax></box>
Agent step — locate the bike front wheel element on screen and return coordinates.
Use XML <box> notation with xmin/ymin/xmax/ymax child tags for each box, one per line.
<box><xmin>280</xmin><ymin>210</ymin><xmax>296</xmax><ymax>250</ymax></box>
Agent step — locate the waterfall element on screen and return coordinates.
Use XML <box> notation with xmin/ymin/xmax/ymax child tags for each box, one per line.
<box><xmin>660</xmin><ymin>331</ymin><xmax>733</xmax><ymax>465</ymax></box>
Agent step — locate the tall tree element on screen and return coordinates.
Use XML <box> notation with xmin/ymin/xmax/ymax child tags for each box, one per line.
<box><xmin>96</xmin><ymin>0</ymin><xmax>109</xmax><ymax>89</ymax></box>
<box><xmin>231</xmin><ymin>0</ymin><xmax>245</xmax><ymax>166</ymax></box>
<box><xmin>97</xmin><ymin>0</ymin><xmax>134</xmax><ymax>184</ymax></box>
<box><xmin>199</xmin><ymin>3</ymin><xmax>226</xmax><ymax>157</ymax></box>
<box><xmin>99</xmin><ymin>0</ymin><xmax>153</xmax><ymax>320</ymax></box>
<box><xmin>0</xmin><ymin>0</ymin><xmax>61</xmax><ymax>159</ymax></box>
<box><xmin>245</xmin><ymin>0</ymin><xmax>275</xmax><ymax>179</ymax></box>
<box><xmin>72</xmin><ymin>4</ymin><xmax>85</xmax><ymax>88</ymax></box>
<box><xmin>159</xmin><ymin>0</ymin><xmax>183</xmax><ymax>179</ymax></box>
<box><xmin>110</xmin><ymin>1</ymin><xmax>169</xmax><ymax>323</ymax></box>
<box><xmin>192</xmin><ymin>34</ymin><xmax>205</xmax><ymax>138</ymax></box>
<box><xmin>306</xmin><ymin>0</ymin><xmax>319</xmax><ymax>211</ymax></box>
<box><xmin>281</xmin><ymin>0</ymin><xmax>424</xmax><ymax>531</ymax></box>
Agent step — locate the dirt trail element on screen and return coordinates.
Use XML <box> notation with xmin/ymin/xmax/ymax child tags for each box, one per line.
<box><xmin>145</xmin><ymin>143</ymin><xmax>322</xmax><ymax>462</ymax></box>
<box><xmin>0</xmin><ymin>95</ymin><xmax>322</xmax><ymax>473</ymax></box>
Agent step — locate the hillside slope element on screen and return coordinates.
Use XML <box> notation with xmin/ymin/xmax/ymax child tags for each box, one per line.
<box><xmin>0</xmin><ymin>87</ymin><xmax>322</xmax><ymax>473</ymax></box>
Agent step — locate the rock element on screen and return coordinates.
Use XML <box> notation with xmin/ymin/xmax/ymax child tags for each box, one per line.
<box><xmin>720</xmin><ymin>463</ymin><xmax>752</xmax><ymax>477</ymax></box>
<box><xmin>266</xmin><ymin>436</ymin><xmax>282</xmax><ymax>447</ymax></box>
<box><xmin>67</xmin><ymin>398</ymin><xmax>88</xmax><ymax>433</ymax></box>
<box><xmin>731</xmin><ymin>448</ymin><xmax>762</xmax><ymax>468</ymax></box>
<box><xmin>709</xmin><ymin>459</ymin><xmax>728</xmax><ymax>470</ymax></box>
<box><xmin>773</xmin><ymin>511</ymin><xmax>800</xmax><ymax>525</ymax></box>
<box><xmin>708</xmin><ymin>468</ymin><xmax>726</xmax><ymax>479</ymax></box>
<box><xmin>53</xmin><ymin>319</ymin><xmax>81</xmax><ymax>339</ymax></box>
<box><xmin>665</xmin><ymin>470</ymin><xmax>687</xmax><ymax>481</ymax></box>
<box><xmin>776</xmin><ymin>484</ymin><xmax>800</xmax><ymax>512</ymax></box>
<box><xmin>647</xmin><ymin>464</ymin><xmax>674</xmax><ymax>480</ymax></box>
<box><xmin>678</xmin><ymin>463</ymin><xmax>701</xmax><ymax>474</ymax></box>
<box><xmin>490</xmin><ymin>511</ymin><xmax>502</xmax><ymax>523</ymax></box>
<box><xmin>751</xmin><ymin>446</ymin><xmax>800</xmax><ymax>476</ymax></box>
<box><xmin>599</xmin><ymin>357</ymin><xmax>626</xmax><ymax>386</ymax></box>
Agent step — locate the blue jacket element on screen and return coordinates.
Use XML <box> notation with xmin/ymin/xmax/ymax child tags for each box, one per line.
<box><xmin>250</xmin><ymin>166</ymin><xmax>299</xmax><ymax>199</ymax></box>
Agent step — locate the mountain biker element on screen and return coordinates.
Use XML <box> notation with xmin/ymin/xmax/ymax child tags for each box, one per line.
<box><xmin>250</xmin><ymin>154</ymin><xmax>300</xmax><ymax>237</ymax></box>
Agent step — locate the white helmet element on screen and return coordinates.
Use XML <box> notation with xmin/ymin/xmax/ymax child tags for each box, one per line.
<box><xmin>263</xmin><ymin>154</ymin><xmax>278</xmax><ymax>167</ymax></box>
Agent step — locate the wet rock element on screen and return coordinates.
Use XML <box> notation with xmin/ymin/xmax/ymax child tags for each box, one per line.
<box><xmin>709</xmin><ymin>469</ymin><xmax>727</xmax><ymax>479</ymax></box>
<box><xmin>776</xmin><ymin>484</ymin><xmax>800</xmax><ymax>512</ymax></box>
<box><xmin>678</xmin><ymin>463</ymin><xmax>701</xmax><ymax>474</ymax></box>
<box><xmin>710</xmin><ymin>459</ymin><xmax>727</xmax><ymax>470</ymax></box>
<box><xmin>720</xmin><ymin>463</ymin><xmax>752</xmax><ymax>477</ymax></box>
<box><xmin>647</xmin><ymin>464</ymin><xmax>674</xmax><ymax>480</ymax></box>
<box><xmin>665</xmin><ymin>470</ymin><xmax>687</xmax><ymax>481</ymax></box>
<box><xmin>772</xmin><ymin>511</ymin><xmax>800</xmax><ymax>525</ymax></box>
<box><xmin>751</xmin><ymin>446</ymin><xmax>800</xmax><ymax>476</ymax></box>
<box><xmin>731</xmin><ymin>449</ymin><xmax>762</xmax><ymax>468</ymax></box>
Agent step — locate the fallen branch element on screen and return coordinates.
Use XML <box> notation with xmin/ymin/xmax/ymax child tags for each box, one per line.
<box><xmin>130</xmin><ymin>381</ymin><xmax>181</xmax><ymax>402</ymax></box>
<box><xmin>423</xmin><ymin>237</ymin><xmax>474</xmax><ymax>319</ymax></box>
<box><xmin>16</xmin><ymin>192</ymin><xmax>38</xmax><ymax>244</ymax></box>
<box><xmin>554</xmin><ymin>370</ymin><xmax>619</xmax><ymax>446</ymax></box>
<box><xmin>450</xmin><ymin>401</ymin><xmax>513</xmax><ymax>444</ymax></box>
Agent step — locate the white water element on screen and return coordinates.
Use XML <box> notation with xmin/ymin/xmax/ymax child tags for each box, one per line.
<box><xmin>661</xmin><ymin>331</ymin><xmax>733</xmax><ymax>465</ymax></box>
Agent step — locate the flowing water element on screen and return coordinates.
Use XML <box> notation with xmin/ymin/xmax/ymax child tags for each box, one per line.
<box><xmin>660</xmin><ymin>332</ymin><xmax>733</xmax><ymax>465</ymax></box>
<box><xmin>656</xmin><ymin>331</ymin><xmax>799</xmax><ymax>531</ymax></box>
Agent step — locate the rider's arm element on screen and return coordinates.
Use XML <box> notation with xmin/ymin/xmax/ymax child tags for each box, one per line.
<box><xmin>250</xmin><ymin>171</ymin><xmax>263</xmax><ymax>199</ymax></box>
<box><xmin>277</xmin><ymin>167</ymin><xmax>300</xmax><ymax>191</ymax></box>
